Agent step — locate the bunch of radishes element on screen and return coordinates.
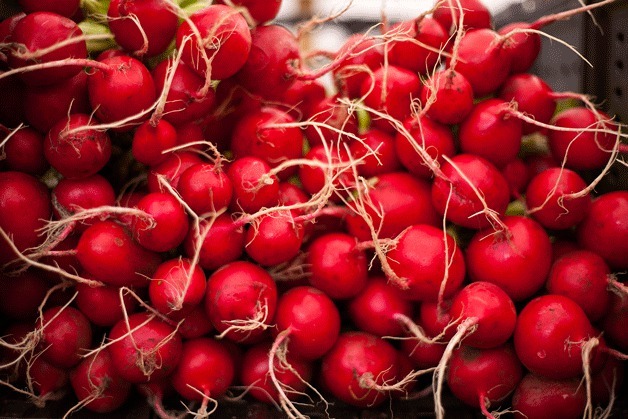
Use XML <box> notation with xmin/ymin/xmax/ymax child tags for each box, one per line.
<box><xmin>0</xmin><ymin>0</ymin><xmax>626</xmax><ymax>417</ymax></box>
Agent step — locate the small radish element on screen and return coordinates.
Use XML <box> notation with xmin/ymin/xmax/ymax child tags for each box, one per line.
<box><xmin>44</xmin><ymin>113</ymin><xmax>112</xmax><ymax>179</ymax></box>
<box><xmin>204</xmin><ymin>261</ymin><xmax>277</xmax><ymax>343</ymax></box>
<box><xmin>18</xmin><ymin>0</ymin><xmax>80</xmax><ymax>18</ymax></box>
<box><xmin>348</xmin><ymin>128</ymin><xmax>401</xmax><ymax>177</ymax></box>
<box><xmin>183</xmin><ymin>214</ymin><xmax>245</xmax><ymax>271</ymax></box>
<box><xmin>303</xmin><ymin>96</ymin><xmax>359</xmax><ymax>147</ymax></box>
<box><xmin>1</xmin><ymin>126</ymin><xmax>48</xmax><ymax>176</ymax></box>
<box><xmin>419</xmin><ymin>68</ymin><xmax>474</xmax><ymax>125</ymax></box>
<box><xmin>227</xmin><ymin>156</ymin><xmax>280</xmax><ymax>213</ymax></box>
<box><xmin>433</xmin><ymin>0</ymin><xmax>492</xmax><ymax>33</ymax></box>
<box><xmin>387</xmin><ymin>17</ymin><xmax>448</xmax><ymax>75</ymax></box>
<box><xmin>108</xmin><ymin>312</ymin><xmax>183</xmax><ymax>383</ymax></box>
<box><xmin>38</xmin><ymin>305</ymin><xmax>93</xmax><ymax>369</ymax></box>
<box><xmin>333</xmin><ymin>34</ymin><xmax>384</xmax><ymax>98</ymax></box>
<box><xmin>149</xmin><ymin>258</ymin><xmax>206</xmax><ymax>318</ymax></box>
<box><xmin>75</xmin><ymin>282</ymin><xmax>137</xmax><ymax>327</ymax></box>
<box><xmin>146</xmin><ymin>151</ymin><xmax>204</xmax><ymax>193</ymax></box>
<box><xmin>400</xmin><ymin>319</ymin><xmax>447</xmax><ymax>369</ymax></box>
<box><xmin>511</xmin><ymin>373</ymin><xmax>586</xmax><ymax>419</ymax></box>
<box><xmin>52</xmin><ymin>174</ymin><xmax>116</xmax><ymax>230</ymax></box>
<box><xmin>131</xmin><ymin>119</ymin><xmax>178</xmax><ymax>167</ymax></box>
<box><xmin>282</xmin><ymin>78</ymin><xmax>326</xmax><ymax>119</ymax></box>
<box><xmin>298</xmin><ymin>144</ymin><xmax>352</xmax><ymax>201</ymax></box>
<box><xmin>498</xmin><ymin>73</ymin><xmax>557</xmax><ymax>134</ymax></box>
<box><xmin>244</xmin><ymin>211</ymin><xmax>304</xmax><ymax>267</ymax></box>
<box><xmin>28</xmin><ymin>356</ymin><xmax>69</xmax><ymax>403</ymax></box>
<box><xmin>215</xmin><ymin>0</ymin><xmax>282</xmax><ymax>25</ymax></box>
<box><xmin>177</xmin><ymin>163</ymin><xmax>233</xmax><ymax>215</ymax></box>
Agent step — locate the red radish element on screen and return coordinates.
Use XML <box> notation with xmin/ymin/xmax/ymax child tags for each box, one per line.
<box><xmin>448</xmin><ymin>281</ymin><xmax>518</xmax><ymax>349</ymax></box>
<box><xmin>546</xmin><ymin>250</ymin><xmax>612</xmax><ymax>322</ymax></box>
<box><xmin>511</xmin><ymin>373</ymin><xmax>586</xmax><ymax>419</ymax></box>
<box><xmin>70</xmin><ymin>348</ymin><xmax>132</xmax><ymax>413</ymax></box>
<box><xmin>514</xmin><ymin>294</ymin><xmax>607</xmax><ymax>380</ymax></box>
<box><xmin>227</xmin><ymin>156</ymin><xmax>280</xmax><ymax>213</ymax></box>
<box><xmin>2</xmin><ymin>126</ymin><xmax>49</xmax><ymax>175</ymax></box>
<box><xmin>215</xmin><ymin>0</ymin><xmax>282</xmax><ymax>25</ymax></box>
<box><xmin>601</xmin><ymin>288</ymin><xmax>628</xmax><ymax>351</ymax></box>
<box><xmin>445</xmin><ymin>344</ymin><xmax>522</xmax><ymax>417</ymax></box>
<box><xmin>176</xmin><ymin>5</ymin><xmax>252</xmax><ymax>81</ymax></box>
<box><xmin>76</xmin><ymin>220</ymin><xmax>161</xmax><ymax>288</ymax></box>
<box><xmin>38</xmin><ymin>305</ymin><xmax>92</xmax><ymax>369</ymax></box>
<box><xmin>0</xmin><ymin>271</ymin><xmax>49</xmax><ymax>320</ymax></box>
<box><xmin>303</xmin><ymin>96</ymin><xmax>359</xmax><ymax>147</ymax></box>
<box><xmin>18</xmin><ymin>0</ymin><xmax>80</xmax><ymax>17</ymax></box>
<box><xmin>548</xmin><ymin>107</ymin><xmax>617</xmax><ymax>171</ymax></box>
<box><xmin>498</xmin><ymin>73</ymin><xmax>556</xmax><ymax>134</ymax></box>
<box><xmin>385</xmin><ymin>224</ymin><xmax>466</xmax><ymax>302</ymax></box>
<box><xmin>230</xmin><ymin>106</ymin><xmax>303</xmax><ymax>178</ymax></box>
<box><xmin>348</xmin><ymin>276</ymin><xmax>414</xmax><ymax>337</ymax></box>
<box><xmin>348</xmin><ymin>128</ymin><xmax>401</xmax><ymax>177</ymax></box>
<box><xmin>394</xmin><ymin>115</ymin><xmax>456</xmax><ymax>180</ymax></box>
<box><xmin>8</xmin><ymin>12</ymin><xmax>87</xmax><ymax>86</ymax></box>
<box><xmin>146</xmin><ymin>151</ymin><xmax>204</xmax><ymax>193</ymax></box>
<box><xmin>23</xmin><ymin>70</ymin><xmax>90</xmax><ymax>133</ymax></box>
<box><xmin>52</xmin><ymin>174</ymin><xmax>116</xmax><ymax>227</ymax></box>
<box><xmin>387</xmin><ymin>17</ymin><xmax>448</xmax><ymax>75</ymax></box>
<box><xmin>420</xmin><ymin>299</ymin><xmax>455</xmax><ymax>341</ymax></box>
<box><xmin>240</xmin><ymin>341</ymin><xmax>313</xmax><ymax>404</ymax></box>
<box><xmin>400</xmin><ymin>320</ymin><xmax>447</xmax><ymax>369</ymax></box>
<box><xmin>149</xmin><ymin>258</ymin><xmax>206</xmax><ymax>317</ymax></box>
<box><xmin>204</xmin><ymin>261</ymin><xmax>277</xmax><ymax>343</ymax></box>
<box><xmin>177</xmin><ymin>163</ymin><xmax>233</xmax><ymax>215</ymax></box>
<box><xmin>129</xmin><ymin>191</ymin><xmax>190</xmax><ymax>253</ymax></box>
<box><xmin>347</xmin><ymin>172</ymin><xmax>439</xmax><ymax>241</ymax></box>
<box><xmin>433</xmin><ymin>0</ymin><xmax>492</xmax><ymax>33</ymax></box>
<box><xmin>29</xmin><ymin>356</ymin><xmax>69</xmax><ymax>402</ymax></box>
<box><xmin>108</xmin><ymin>312</ymin><xmax>183</xmax><ymax>383</ymax></box>
<box><xmin>525</xmin><ymin>167</ymin><xmax>591</xmax><ymax>230</ymax></box>
<box><xmin>498</xmin><ymin>22</ymin><xmax>542</xmax><ymax>75</ymax></box>
<box><xmin>320</xmin><ymin>331</ymin><xmax>401</xmax><ymax>408</ymax></box>
<box><xmin>577</xmin><ymin>191</ymin><xmax>628</xmax><ymax>270</ymax></box>
<box><xmin>333</xmin><ymin>34</ymin><xmax>384</xmax><ymax>98</ymax></box>
<box><xmin>244</xmin><ymin>211</ymin><xmax>304</xmax><ymax>267</ymax></box>
<box><xmin>170</xmin><ymin>338</ymin><xmax>235</xmax><ymax>408</ymax></box>
<box><xmin>447</xmin><ymin>28</ymin><xmax>512</xmax><ymax>97</ymax></box>
<box><xmin>75</xmin><ymin>282</ymin><xmax>137</xmax><ymax>327</ymax></box>
<box><xmin>44</xmin><ymin>113</ymin><xmax>112</xmax><ymax>179</ymax></box>
<box><xmin>282</xmin><ymin>78</ymin><xmax>327</xmax><ymax>119</ymax></box>
<box><xmin>501</xmin><ymin>157</ymin><xmax>531</xmax><ymax>198</ymax></box>
<box><xmin>431</xmin><ymin>154</ymin><xmax>510</xmax><ymax>230</ymax></box>
<box><xmin>0</xmin><ymin>171</ymin><xmax>51</xmax><ymax>265</ymax></box>
<box><xmin>361</xmin><ymin>65</ymin><xmax>422</xmax><ymax>133</ymax></box>
<box><xmin>132</xmin><ymin>119</ymin><xmax>178</xmax><ymax>167</ymax></box>
<box><xmin>87</xmin><ymin>55</ymin><xmax>156</xmax><ymax>129</ymax></box>
<box><xmin>419</xmin><ymin>68</ymin><xmax>474</xmax><ymax>125</ymax></box>
<box><xmin>458</xmin><ymin>98</ymin><xmax>523</xmax><ymax>168</ymax></box>
<box><xmin>465</xmin><ymin>216</ymin><xmax>552</xmax><ymax>301</ymax></box>
<box><xmin>174</xmin><ymin>305</ymin><xmax>214</xmax><ymax>340</ymax></box>
<box><xmin>306</xmin><ymin>232</ymin><xmax>368</xmax><ymax>300</ymax></box>
<box><xmin>273</xmin><ymin>286</ymin><xmax>340</xmax><ymax>360</ymax></box>
<box><xmin>298</xmin><ymin>144</ymin><xmax>352</xmax><ymax>201</ymax></box>
<box><xmin>183</xmin><ymin>214</ymin><xmax>245</xmax><ymax>271</ymax></box>
<box><xmin>107</xmin><ymin>0</ymin><xmax>178</xmax><ymax>57</ymax></box>
<box><xmin>151</xmin><ymin>59</ymin><xmax>216</xmax><ymax>127</ymax></box>
<box><xmin>235</xmin><ymin>24</ymin><xmax>299</xmax><ymax>100</ymax></box>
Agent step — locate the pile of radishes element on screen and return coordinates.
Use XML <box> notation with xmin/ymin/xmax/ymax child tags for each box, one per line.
<box><xmin>0</xmin><ymin>0</ymin><xmax>626</xmax><ymax>417</ymax></box>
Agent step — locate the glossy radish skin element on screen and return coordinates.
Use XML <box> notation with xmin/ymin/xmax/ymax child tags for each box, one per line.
<box><xmin>204</xmin><ymin>261</ymin><xmax>278</xmax><ymax>343</ymax></box>
<box><xmin>108</xmin><ymin>0</ymin><xmax>178</xmax><ymax>57</ymax></box>
<box><xmin>466</xmin><ymin>216</ymin><xmax>552</xmax><ymax>301</ymax></box>
<box><xmin>447</xmin><ymin>344</ymin><xmax>523</xmax><ymax>410</ymax></box>
<box><xmin>513</xmin><ymin>295</ymin><xmax>606</xmax><ymax>380</ymax></box>
<box><xmin>525</xmin><ymin>168</ymin><xmax>591</xmax><ymax>230</ymax></box>
<box><xmin>387</xmin><ymin>17</ymin><xmax>448</xmax><ymax>75</ymax></box>
<box><xmin>419</xmin><ymin>69</ymin><xmax>474</xmax><ymax>125</ymax></box>
<box><xmin>244</xmin><ymin>211</ymin><xmax>304</xmax><ymax>267</ymax></box>
<box><xmin>577</xmin><ymin>191</ymin><xmax>628</xmax><ymax>270</ymax></box>
<box><xmin>184</xmin><ymin>214</ymin><xmax>245</xmax><ymax>271</ymax></box>
<box><xmin>75</xmin><ymin>282</ymin><xmax>137</xmax><ymax>327</ymax></box>
<box><xmin>132</xmin><ymin>119</ymin><xmax>178</xmax><ymax>166</ymax></box>
<box><xmin>545</xmin><ymin>250</ymin><xmax>611</xmax><ymax>322</ymax></box>
<box><xmin>52</xmin><ymin>175</ymin><xmax>116</xmax><ymax>227</ymax></box>
<box><xmin>386</xmin><ymin>224</ymin><xmax>466</xmax><ymax>302</ymax></box>
<box><xmin>458</xmin><ymin>98</ymin><xmax>522</xmax><ymax>168</ymax></box>
<box><xmin>273</xmin><ymin>286</ymin><xmax>341</xmax><ymax>360</ymax></box>
<box><xmin>227</xmin><ymin>156</ymin><xmax>280</xmax><ymax>213</ymax></box>
<box><xmin>498</xmin><ymin>73</ymin><xmax>556</xmax><ymax>134</ymax></box>
<box><xmin>320</xmin><ymin>332</ymin><xmax>401</xmax><ymax>408</ymax></box>
<box><xmin>70</xmin><ymin>349</ymin><xmax>132</xmax><ymax>413</ymax></box>
<box><xmin>149</xmin><ymin>258</ymin><xmax>207</xmax><ymax>317</ymax></box>
<box><xmin>499</xmin><ymin>22</ymin><xmax>541</xmax><ymax>74</ymax></box>
<box><xmin>449</xmin><ymin>282</ymin><xmax>517</xmax><ymax>348</ymax></box>
<box><xmin>176</xmin><ymin>5</ymin><xmax>251</xmax><ymax>80</ymax></box>
<box><xmin>44</xmin><ymin>114</ymin><xmax>112</xmax><ymax>179</ymax></box>
<box><xmin>177</xmin><ymin>163</ymin><xmax>233</xmax><ymax>215</ymax></box>
<box><xmin>38</xmin><ymin>306</ymin><xmax>93</xmax><ymax>369</ymax></box>
<box><xmin>171</xmin><ymin>338</ymin><xmax>235</xmax><ymax>401</ymax></box>
<box><xmin>108</xmin><ymin>312</ymin><xmax>183</xmax><ymax>383</ymax></box>
<box><xmin>548</xmin><ymin>107</ymin><xmax>617</xmax><ymax>171</ymax></box>
<box><xmin>431</xmin><ymin>154</ymin><xmax>510</xmax><ymax>230</ymax></box>
<box><xmin>511</xmin><ymin>373</ymin><xmax>586</xmax><ymax>419</ymax></box>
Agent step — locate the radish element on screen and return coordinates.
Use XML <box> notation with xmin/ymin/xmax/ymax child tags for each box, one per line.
<box><xmin>76</xmin><ymin>220</ymin><xmax>161</xmax><ymax>288</ymax></box>
<box><xmin>175</xmin><ymin>304</ymin><xmax>214</xmax><ymax>340</ymax></box>
<box><xmin>445</xmin><ymin>344</ymin><xmax>523</xmax><ymax>418</ymax></box>
<box><xmin>7</xmin><ymin>11</ymin><xmax>87</xmax><ymax>86</ymax></box>
<box><xmin>183</xmin><ymin>214</ymin><xmax>245</xmax><ymax>271</ymax></box>
<box><xmin>458</xmin><ymin>98</ymin><xmax>523</xmax><ymax>168</ymax></box>
<box><xmin>433</xmin><ymin>0</ymin><xmax>492</xmax><ymax>33</ymax></box>
<box><xmin>215</xmin><ymin>0</ymin><xmax>282</xmax><ymax>25</ymax></box>
<box><xmin>272</xmin><ymin>286</ymin><xmax>340</xmax><ymax>360</ymax></box>
<box><xmin>204</xmin><ymin>261</ymin><xmax>277</xmax><ymax>343</ymax></box>
<box><xmin>498</xmin><ymin>73</ymin><xmax>557</xmax><ymax>134</ymax></box>
<box><xmin>170</xmin><ymin>338</ymin><xmax>235</xmax><ymax>414</ymax></box>
<box><xmin>176</xmin><ymin>4</ymin><xmax>252</xmax><ymax>81</ymax></box>
<box><xmin>348</xmin><ymin>128</ymin><xmax>401</xmax><ymax>177</ymax></box>
<box><xmin>400</xmin><ymin>320</ymin><xmax>447</xmax><ymax>369</ymax></box>
<box><xmin>1</xmin><ymin>126</ymin><xmax>49</xmax><ymax>176</ymax></box>
<box><xmin>387</xmin><ymin>17</ymin><xmax>448</xmax><ymax>75</ymax></box>
<box><xmin>75</xmin><ymin>282</ymin><xmax>137</xmax><ymax>327</ymax></box>
<box><xmin>385</xmin><ymin>224</ymin><xmax>466</xmax><ymax>302</ymax></box>
<box><xmin>419</xmin><ymin>68</ymin><xmax>474</xmax><ymax>125</ymax></box>
<box><xmin>0</xmin><ymin>271</ymin><xmax>48</xmax><ymax>320</ymax></box>
<box><xmin>501</xmin><ymin>157</ymin><xmax>531</xmax><ymax>199</ymax></box>
<box><xmin>149</xmin><ymin>258</ymin><xmax>206</xmax><ymax>317</ymax></box>
<box><xmin>306</xmin><ymin>232</ymin><xmax>368</xmax><ymax>300</ymax></box>
<box><xmin>465</xmin><ymin>215</ymin><xmax>553</xmax><ymax>301</ymax></box>
<box><xmin>146</xmin><ymin>151</ymin><xmax>204</xmax><ymax>193</ymax></box>
<box><xmin>18</xmin><ymin>0</ymin><xmax>80</xmax><ymax>18</ymax></box>
<box><xmin>510</xmin><ymin>373</ymin><xmax>586</xmax><ymax>419</ymax></box>
<box><xmin>52</xmin><ymin>175</ymin><xmax>116</xmax><ymax>229</ymax></box>
<box><xmin>525</xmin><ymin>167</ymin><xmax>591</xmax><ymax>230</ymax></box>
<box><xmin>244</xmin><ymin>211</ymin><xmax>304</xmax><ymax>267</ymax></box>
<box><xmin>431</xmin><ymin>154</ymin><xmax>510</xmax><ymax>230</ymax></box>
<box><xmin>303</xmin><ymin>96</ymin><xmax>359</xmax><ymax>147</ymax></box>
<box><xmin>69</xmin><ymin>348</ymin><xmax>132</xmax><ymax>414</ymax></box>
<box><xmin>131</xmin><ymin>119</ymin><xmax>178</xmax><ymax>167</ymax></box>
<box><xmin>38</xmin><ymin>305</ymin><xmax>93</xmax><ymax>369</ymax></box>
<box><xmin>282</xmin><ymin>78</ymin><xmax>326</xmax><ymax>119</ymax></box>
<box><xmin>333</xmin><ymin>34</ymin><xmax>384</xmax><ymax>98</ymax></box>
<box><xmin>577</xmin><ymin>191</ymin><xmax>627</xmax><ymax>270</ymax></box>
<box><xmin>227</xmin><ymin>155</ymin><xmax>280</xmax><ymax>213</ymax></box>
<box><xmin>107</xmin><ymin>0</ymin><xmax>178</xmax><ymax>57</ymax></box>
<box><xmin>28</xmin><ymin>356</ymin><xmax>69</xmax><ymax>405</ymax></box>
<box><xmin>108</xmin><ymin>312</ymin><xmax>183</xmax><ymax>383</ymax></box>
<box><xmin>298</xmin><ymin>144</ymin><xmax>352</xmax><ymax>201</ymax></box>
<box><xmin>546</xmin><ymin>250</ymin><xmax>612</xmax><ymax>322</ymax></box>
<box><xmin>177</xmin><ymin>162</ymin><xmax>233</xmax><ymax>215</ymax></box>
